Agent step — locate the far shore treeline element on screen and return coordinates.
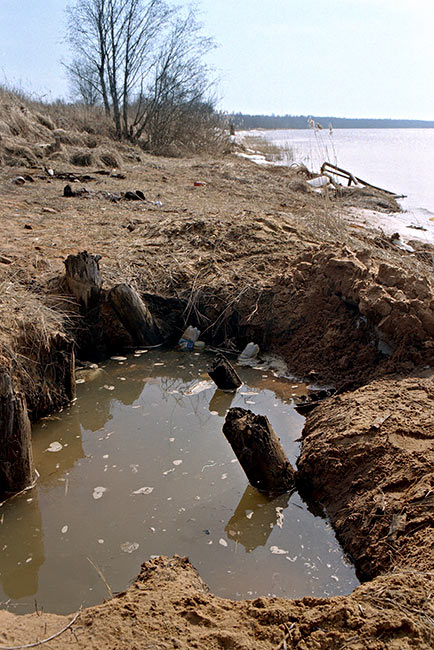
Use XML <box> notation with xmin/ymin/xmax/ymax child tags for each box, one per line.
<box><xmin>230</xmin><ymin>113</ymin><xmax>434</xmax><ymax>130</ymax></box>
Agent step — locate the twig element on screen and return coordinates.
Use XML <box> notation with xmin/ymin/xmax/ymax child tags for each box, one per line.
<box><xmin>87</xmin><ymin>557</ymin><xmax>113</xmax><ymax>598</ymax></box>
<box><xmin>0</xmin><ymin>609</ymin><xmax>81</xmax><ymax>649</ymax></box>
<box><xmin>0</xmin><ymin>470</ymin><xmax>40</xmax><ymax>508</ymax></box>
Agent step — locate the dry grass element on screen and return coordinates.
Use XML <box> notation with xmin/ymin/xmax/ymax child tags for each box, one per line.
<box><xmin>241</xmin><ymin>133</ymin><xmax>294</xmax><ymax>164</ymax></box>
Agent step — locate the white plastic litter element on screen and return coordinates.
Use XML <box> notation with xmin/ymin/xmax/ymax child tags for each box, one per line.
<box><xmin>238</xmin><ymin>342</ymin><xmax>260</xmax><ymax>361</ymax></box>
<box><xmin>47</xmin><ymin>441</ymin><xmax>63</xmax><ymax>453</ymax></box>
<box><xmin>270</xmin><ymin>545</ymin><xmax>288</xmax><ymax>555</ymax></box>
<box><xmin>132</xmin><ymin>486</ymin><xmax>154</xmax><ymax>495</ymax></box>
<box><xmin>121</xmin><ymin>541</ymin><xmax>139</xmax><ymax>553</ymax></box>
<box><xmin>306</xmin><ymin>175</ymin><xmax>330</xmax><ymax>188</ymax></box>
<box><xmin>92</xmin><ymin>486</ymin><xmax>107</xmax><ymax>500</ymax></box>
<box><xmin>179</xmin><ymin>326</ymin><xmax>201</xmax><ymax>350</ymax></box>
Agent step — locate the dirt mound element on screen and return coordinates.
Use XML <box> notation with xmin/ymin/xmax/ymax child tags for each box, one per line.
<box><xmin>297</xmin><ymin>370</ymin><xmax>434</xmax><ymax>580</ymax></box>
<box><xmin>0</xmin><ymin>556</ymin><xmax>432</xmax><ymax>649</ymax></box>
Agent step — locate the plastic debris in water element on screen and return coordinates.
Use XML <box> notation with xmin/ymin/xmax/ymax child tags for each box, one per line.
<box><xmin>61</xmin><ymin>525</ymin><xmax>68</xmax><ymax>534</ymax></box>
<box><xmin>103</xmin><ymin>385</ymin><xmax>115</xmax><ymax>391</ymax></box>
<box><xmin>270</xmin><ymin>545</ymin><xmax>288</xmax><ymax>555</ymax></box>
<box><xmin>93</xmin><ymin>486</ymin><xmax>107</xmax><ymax>500</ymax></box>
<box><xmin>110</xmin><ymin>356</ymin><xmax>127</xmax><ymax>361</ymax></box>
<box><xmin>219</xmin><ymin>538</ymin><xmax>228</xmax><ymax>547</ymax></box>
<box><xmin>47</xmin><ymin>441</ymin><xmax>63</xmax><ymax>453</ymax></box>
<box><xmin>132</xmin><ymin>486</ymin><xmax>154</xmax><ymax>495</ymax></box>
<box><xmin>121</xmin><ymin>541</ymin><xmax>139</xmax><ymax>553</ymax></box>
<box><xmin>76</xmin><ymin>378</ymin><xmax>85</xmax><ymax>384</ymax></box>
<box><xmin>172</xmin><ymin>459</ymin><xmax>182</xmax><ymax>466</ymax></box>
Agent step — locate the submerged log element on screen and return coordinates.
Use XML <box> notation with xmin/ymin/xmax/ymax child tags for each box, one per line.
<box><xmin>223</xmin><ymin>408</ymin><xmax>295</xmax><ymax>494</ymax></box>
<box><xmin>64</xmin><ymin>251</ymin><xmax>102</xmax><ymax>311</ymax></box>
<box><xmin>108</xmin><ymin>283</ymin><xmax>161</xmax><ymax>346</ymax></box>
<box><xmin>0</xmin><ymin>370</ymin><xmax>34</xmax><ymax>498</ymax></box>
<box><xmin>208</xmin><ymin>354</ymin><xmax>242</xmax><ymax>391</ymax></box>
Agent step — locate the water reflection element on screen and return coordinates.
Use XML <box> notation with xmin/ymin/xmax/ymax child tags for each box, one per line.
<box><xmin>208</xmin><ymin>389</ymin><xmax>236</xmax><ymax>416</ymax></box>
<box><xmin>0</xmin><ymin>493</ymin><xmax>44</xmax><ymax>600</ymax></box>
<box><xmin>225</xmin><ymin>485</ymin><xmax>291</xmax><ymax>552</ymax></box>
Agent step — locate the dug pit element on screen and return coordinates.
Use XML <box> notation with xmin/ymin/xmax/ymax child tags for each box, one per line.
<box><xmin>0</xmin><ymin>350</ymin><xmax>358</xmax><ymax>614</ymax></box>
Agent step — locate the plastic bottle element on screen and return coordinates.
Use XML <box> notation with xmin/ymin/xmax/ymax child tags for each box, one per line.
<box><xmin>178</xmin><ymin>326</ymin><xmax>201</xmax><ymax>350</ymax></box>
<box><xmin>238</xmin><ymin>342</ymin><xmax>260</xmax><ymax>360</ymax></box>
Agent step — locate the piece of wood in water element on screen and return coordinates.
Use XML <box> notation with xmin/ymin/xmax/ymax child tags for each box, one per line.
<box><xmin>0</xmin><ymin>370</ymin><xmax>34</xmax><ymax>498</ymax></box>
<box><xmin>223</xmin><ymin>407</ymin><xmax>295</xmax><ymax>494</ymax></box>
<box><xmin>208</xmin><ymin>354</ymin><xmax>242</xmax><ymax>391</ymax></box>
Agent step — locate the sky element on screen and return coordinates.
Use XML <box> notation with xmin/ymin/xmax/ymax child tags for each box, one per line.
<box><xmin>0</xmin><ymin>0</ymin><xmax>434</xmax><ymax>119</ymax></box>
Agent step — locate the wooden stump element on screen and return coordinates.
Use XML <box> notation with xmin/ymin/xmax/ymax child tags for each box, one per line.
<box><xmin>64</xmin><ymin>251</ymin><xmax>102</xmax><ymax>312</ymax></box>
<box><xmin>223</xmin><ymin>408</ymin><xmax>295</xmax><ymax>494</ymax></box>
<box><xmin>0</xmin><ymin>370</ymin><xmax>34</xmax><ymax>498</ymax></box>
<box><xmin>108</xmin><ymin>283</ymin><xmax>161</xmax><ymax>346</ymax></box>
<box><xmin>208</xmin><ymin>354</ymin><xmax>242</xmax><ymax>391</ymax></box>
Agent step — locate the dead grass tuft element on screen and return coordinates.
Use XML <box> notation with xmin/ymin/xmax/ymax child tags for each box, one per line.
<box><xmin>70</xmin><ymin>149</ymin><xmax>94</xmax><ymax>167</ymax></box>
<box><xmin>97</xmin><ymin>148</ymin><xmax>122</xmax><ymax>168</ymax></box>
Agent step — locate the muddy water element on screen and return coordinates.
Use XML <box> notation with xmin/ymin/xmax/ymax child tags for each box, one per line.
<box><xmin>0</xmin><ymin>350</ymin><xmax>358</xmax><ymax>614</ymax></box>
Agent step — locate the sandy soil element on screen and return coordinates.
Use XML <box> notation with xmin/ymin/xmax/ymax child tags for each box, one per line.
<box><xmin>0</xmin><ymin>147</ymin><xmax>433</xmax><ymax>647</ymax></box>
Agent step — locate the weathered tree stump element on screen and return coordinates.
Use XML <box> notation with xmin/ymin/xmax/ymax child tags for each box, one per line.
<box><xmin>108</xmin><ymin>283</ymin><xmax>161</xmax><ymax>346</ymax></box>
<box><xmin>208</xmin><ymin>354</ymin><xmax>242</xmax><ymax>391</ymax></box>
<box><xmin>64</xmin><ymin>251</ymin><xmax>102</xmax><ymax>311</ymax></box>
<box><xmin>223</xmin><ymin>408</ymin><xmax>295</xmax><ymax>494</ymax></box>
<box><xmin>0</xmin><ymin>370</ymin><xmax>34</xmax><ymax>498</ymax></box>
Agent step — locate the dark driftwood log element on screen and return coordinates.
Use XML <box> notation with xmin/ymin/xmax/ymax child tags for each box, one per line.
<box><xmin>108</xmin><ymin>283</ymin><xmax>161</xmax><ymax>346</ymax></box>
<box><xmin>64</xmin><ymin>251</ymin><xmax>102</xmax><ymax>311</ymax></box>
<box><xmin>223</xmin><ymin>408</ymin><xmax>295</xmax><ymax>494</ymax></box>
<box><xmin>208</xmin><ymin>354</ymin><xmax>242</xmax><ymax>391</ymax></box>
<box><xmin>0</xmin><ymin>370</ymin><xmax>34</xmax><ymax>498</ymax></box>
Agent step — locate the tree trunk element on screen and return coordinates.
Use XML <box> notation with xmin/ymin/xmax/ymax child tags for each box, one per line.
<box><xmin>208</xmin><ymin>354</ymin><xmax>242</xmax><ymax>391</ymax></box>
<box><xmin>223</xmin><ymin>408</ymin><xmax>295</xmax><ymax>494</ymax></box>
<box><xmin>64</xmin><ymin>251</ymin><xmax>102</xmax><ymax>312</ymax></box>
<box><xmin>0</xmin><ymin>370</ymin><xmax>34</xmax><ymax>498</ymax></box>
<box><xmin>108</xmin><ymin>284</ymin><xmax>161</xmax><ymax>346</ymax></box>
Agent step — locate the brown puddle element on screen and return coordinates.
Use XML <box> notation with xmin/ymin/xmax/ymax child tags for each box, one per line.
<box><xmin>0</xmin><ymin>350</ymin><xmax>359</xmax><ymax>614</ymax></box>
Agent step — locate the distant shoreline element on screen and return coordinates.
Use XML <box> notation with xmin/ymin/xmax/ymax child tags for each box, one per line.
<box><xmin>230</xmin><ymin>114</ymin><xmax>434</xmax><ymax>130</ymax></box>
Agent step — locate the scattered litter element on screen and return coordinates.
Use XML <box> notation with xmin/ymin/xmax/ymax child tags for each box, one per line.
<box><xmin>110</xmin><ymin>356</ymin><xmax>127</xmax><ymax>361</ymax></box>
<box><xmin>392</xmin><ymin>238</ymin><xmax>414</xmax><ymax>253</ymax></box>
<box><xmin>153</xmin><ymin>362</ymin><xmax>164</xmax><ymax>366</ymax></box>
<box><xmin>163</xmin><ymin>468</ymin><xmax>175</xmax><ymax>475</ymax></box>
<box><xmin>12</xmin><ymin>176</ymin><xmax>26</xmax><ymax>185</ymax></box>
<box><xmin>194</xmin><ymin>341</ymin><xmax>206</xmax><ymax>350</ymax></box>
<box><xmin>169</xmin><ymin>437</ymin><xmax>175</xmax><ymax>442</ymax></box>
<box><xmin>130</xmin><ymin>464</ymin><xmax>139</xmax><ymax>473</ymax></box>
<box><xmin>246</xmin><ymin>512</ymin><xmax>253</xmax><ymax>520</ymax></box>
<box><xmin>194</xmin><ymin>181</ymin><xmax>206</xmax><ymax>187</ymax></box>
<box><xmin>173</xmin><ymin>460</ymin><xmax>183</xmax><ymax>466</ymax></box>
<box><xmin>121</xmin><ymin>541</ymin><xmax>139</xmax><ymax>553</ymax></box>
<box><xmin>238</xmin><ymin>342</ymin><xmax>260</xmax><ymax>362</ymax></box>
<box><xmin>185</xmin><ymin>380</ymin><xmax>213</xmax><ymax>395</ymax></box>
<box><xmin>98</xmin><ymin>539</ymin><xmax>104</xmax><ymax>544</ymax></box>
<box><xmin>76</xmin><ymin>378</ymin><xmax>85</xmax><ymax>384</ymax></box>
<box><xmin>306</xmin><ymin>175</ymin><xmax>330</xmax><ymax>188</ymax></box>
<box><xmin>93</xmin><ymin>486</ymin><xmax>107</xmax><ymax>500</ymax></box>
<box><xmin>47</xmin><ymin>441</ymin><xmax>63</xmax><ymax>453</ymax></box>
<box><xmin>201</xmin><ymin>461</ymin><xmax>216</xmax><ymax>472</ymax></box>
<box><xmin>179</xmin><ymin>326</ymin><xmax>201</xmax><ymax>350</ymax></box>
<box><xmin>221</xmin><ymin>473</ymin><xmax>228</xmax><ymax>480</ymax></box>
<box><xmin>219</xmin><ymin>538</ymin><xmax>228</xmax><ymax>547</ymax></box>
<box><xmin>245</xmin><ymin>400</ymin><xmax>256</xmax><ymax>405</ymax></box>
<box><xmin>270</xmin><ymin>545</ymin><xmax>288</xmax><ymax>555</ymax></box>
<box><xmin>61</xmin><ymin>525</ymin><xmax>68</xmax><ymax>534</ymax></box>
<box><xmin>276</xmin><ymin>507</ymin><xmax>284</xmax><ymax>529</ymax></box>
<box><xmin>132</xmin><ymin>486</ymin><xmax>154</xmax><ymax>495</ymax></box>
<box><xmin>26</xmin><ymin>557</ymin><xmax>32</xmax><ymax>563</ymax></box>
<box><xmin>103</xmin><ymin>385</ymin><xmax>115</xmax><ymax>391</ymax></box>
<box><xmin>286</xmin><ymin>555</ymin><xmax>298</xmax><ymax>562</ymax></box>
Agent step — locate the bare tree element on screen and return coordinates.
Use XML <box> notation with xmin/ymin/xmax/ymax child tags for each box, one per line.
<box><xmin>65</xmin><ymin>0</ymin><xmax>215</xmax><ymax>145</ymax></box>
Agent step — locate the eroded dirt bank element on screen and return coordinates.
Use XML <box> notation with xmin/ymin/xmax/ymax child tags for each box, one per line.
<box><xmin>1</xmin><ymin>556</ymin><xmax>433</xmax><ymax>650</ymax></box>
<box><xmin>0</xmin><ymin>144</ymin><xmax>433</xmax><ymax>646</ymax></box>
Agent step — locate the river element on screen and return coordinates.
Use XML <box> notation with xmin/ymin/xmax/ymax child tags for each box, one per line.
<box><xmin>239</xmin><ymin>128</ymin><xmax>434</xmax><ymax>245</ymax></box>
